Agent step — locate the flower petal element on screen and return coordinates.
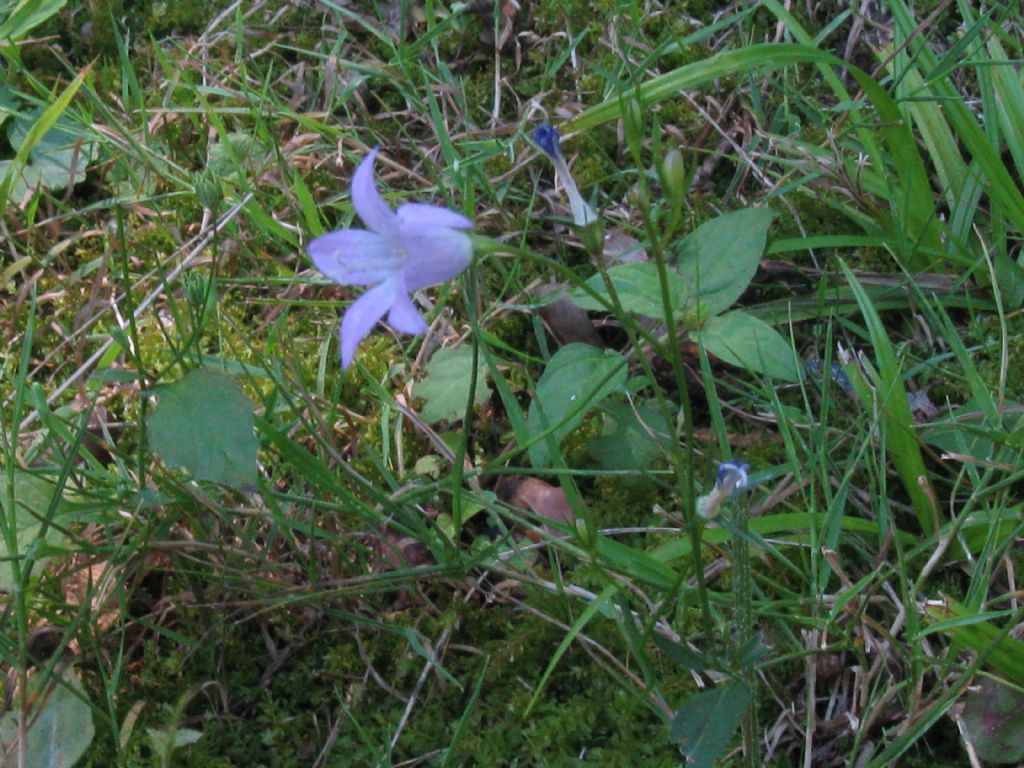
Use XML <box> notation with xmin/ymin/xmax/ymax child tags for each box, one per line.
<box><xmin>386</xmin><ymin>285</ymin><xmax>428</xmax><ymax>335</ymax></box>
<box><xmin>553</xmin><ymin>155</ymin><xmax>597</xmax><ymax>226</ymax></box>
<box><xmin>397</xmin><ymin>203</ymin><xmax>473</xmax><ymax>231</ymax></box>
<box><xmin>352</xmin><ymin>147</ymin><xmax>397</xmax><ymax>235</ymax></box>
<box><xmin>400</xmin><ymin>227</ymin><xmax>473</xmax><ymax>291</ymax></box>
<box><xmin>308</xmin><ymin>228</ymin><xmax>403</xmax><ymax>286</ymax></box>
<box><xmin>340</xmin><ymin>280</ymin><xmax>398</xmax><ymax>369</ymax></box>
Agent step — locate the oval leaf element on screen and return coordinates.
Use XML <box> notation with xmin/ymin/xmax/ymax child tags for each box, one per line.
<box><xmin>670</xmin><ymin>680</ymin><xmax>752</xmax><ymax>768</ymax></box>
<box><xmin>692</xmin><ymin>310</ymin><xmax>801</xmax><ymax>381</ymax></box>
<box><xmin>0</xmin><ymin>666</ymin><xmax>94</xmax><ymax>768</ymax></box>
<box><xmin>963</xmin><ymin>679</ymin><xmax>1024</xmax><ymax>764</ymax></box>
<box><xmin>146</xmin><ymin>368</ymin><xmax>258</xmax><ymax>489</ymax></box>
<box><xmin>5</xmin><ymin>109</ymin><xmax>96</xmax><ymax>197</ymax></box>
<box><xmin>413</xmin><ymin>346</ymin><xmax>491</xmax><ymax>424</ymax></box>
<box><xmin>571</xmin><ymin>262</ymin><xmax>687</xmax><ymax>321</ymax></box>
<box><xmin>527</xmin><ymin>344</ymin><xmax>627</xmax><ymax>468</ymax></box>
<box><xmin>676</xmin><ymin>208</ymin><xmax>773</xmax><ymax>317</ymax></box>
<box><xmin>0</xmin><ymin>471</ymin><xmax>69</xmax><ymax>592</ymax></box>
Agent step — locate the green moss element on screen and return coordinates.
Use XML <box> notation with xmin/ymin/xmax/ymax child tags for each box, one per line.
<box><xmin>969</xmin><ymin>312</ymin><xmax>1024</xmax><ymax>399</ymax></box>
<box><xmin>79</xmin><ymin>572</ymin><xmax>692</xmax><ymax>766</ymax></box>
<box><xmin>141</xmin><ymin>0</ymin><xmax>224</xmax><ymax>37</ymax></box>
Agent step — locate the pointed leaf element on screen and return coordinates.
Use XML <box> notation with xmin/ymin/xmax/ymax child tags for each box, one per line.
<box><xmin>675</xmin><ymin>208</ymin><xmax>774</xmax><ymax>318</ymax></box>
<box><xmin>571</xmin><ymin>262</ymin><xmax>687</xmax><ymax>321</ymax></box>
<box><xmin>692</xmin><ymin>310</ymin><xmax>801</xmax><ymax>381</ymax></box>
<box><xmin>526</xmin><ymin>344</ymin><xmax>627</xmax><ymax>468</ymax></box>
<box><xmin>669</xmin><ymin>680</ymin><xmax>751</xmax><ymax>768</ymax></box>
<box><xmin>588</xmin><ymin>401</ymin><xmax>673</xmax><ymax>472</ymax></box>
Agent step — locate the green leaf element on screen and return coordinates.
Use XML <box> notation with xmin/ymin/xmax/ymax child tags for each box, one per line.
<box><xmin>919</xmin><ymin>398</ymin><xmax>1018</xmax><ymax>463</ymax></box>
<box><xmin>146</xmin><ymin>368</ymin><xmax>258</xmax><ymax>490</ymax></box>
<box><xmin>570</xmin><ymin>262</ymin><xmax>688</xmax><ymax>320</ymax></box>
<box><xmin>993</xmin><ymin>250</ymin><xmax>1024</xmax><ymax>309</ymax></box>
<box><xmin>653</xmin><ymin>634</ymin><xmax>722</xmax><ymax>672</ymax></box>
<box><xmin>1</xmin><ymin>107</ymin><xmax>96</xmax><ymax>199</ymax></box>
<box><xmin>206</xmin><ymin>132</ymin><xmax>271</xmax><ymax>179</ymax></box>
<box><xmin>0</xmin><ymin>471</ymin><xmax>69</xmax><ymax>592</ymax></box>
<box><xmin>0</xmin><ymin>86</ymin><xmax>16</xmax><ymax>126</ymax></box>
<box><xmin>595</xmin><ymin>536</ymin><xmax>680</xmax><ymax>591</ymax></box>
<box><xmin>841</xmin><ymin>263</ymin><xmax>937</xmax><ymax>534</ymax></box>
<box><xmin>0</xmin><ymin>666</ymin><xmax>94</xmax><ymax>768</ymax></box>
<box><xmin>692</xmin><ymin>310</ymin><xmax>801</xmax><ymax>381</ymax></box>
<box><xmin>526</xmin><ymin>344</ymin><xmax>627</xmax><ymax>468</ymax></box>
<box><xmin>413</xmin><ymin>347</ymin><xmax>490</xmax><ymax>424</ymax></box>
<box><xmin>925</xmin><ymin>601</ymin><xmax>1024</xmax><ymax>689</ymax></box>
<box><xmin>0</xmin><ymin>0</ymin><xmax>67</xmax><ymax>41</ymax></box>
<box><xmin>963</xmin><ymin>679</ymin><xmax>1024</xmax><ymax>764</ymax></box>
<box><xmin>0</xmin><ymin>64</ymin><xmax>90</xmax><ymax>209</ymax></box>
<box><xmin>587</xmin><ymin>401</ymin><xmax>672</xmax><ymax>472</ymax></box>
<box><xmin>146</xmin><ymin>726</ymin><xmax>203</xmax><ymax>763</ymax></box>
<box><xmin>675</xmin><ymin>208</ymin><xmax>773</xmax><ymax>318</ymax></box>
<box><xmin>669</xmin><ymin>680</ymin><xmax>751</xmax><ymax>768</ymax></box>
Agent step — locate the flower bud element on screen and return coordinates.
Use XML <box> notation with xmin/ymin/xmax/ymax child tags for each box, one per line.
<box><xmin>575</xmin><ymin>517</ymin><xmax>595</xmax><ymax>547</ymax></box>
<box><xmin>531</xmin><ymin>124</ymin><xmax>562</xmax><ymax>160</ymax></box>
<box><xmin>661</xmin><ymin>149</ymin><xmax>687</xmax><ymax>209</ymax></box>
<box><xmin>627</xmin><ymin>182</ymin><xmax>649</xmax><ymax>215</ymax></box>
<box><xmin>622</xmin><ymin>96</ymin><xmax>645</xmax><ymax>159</ymax></box>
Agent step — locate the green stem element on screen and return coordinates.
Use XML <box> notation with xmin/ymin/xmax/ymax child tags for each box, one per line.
<box><xmin>730</xmin><ymin>500</ymin><xmax>757</xmax><ymax>767</ymax></box>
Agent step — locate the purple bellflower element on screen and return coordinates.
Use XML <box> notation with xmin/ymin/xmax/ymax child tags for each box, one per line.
<box><xmin>307</xmin><ymin>148</ymin><xmax>473</xmax><ymax>369</ymax></box>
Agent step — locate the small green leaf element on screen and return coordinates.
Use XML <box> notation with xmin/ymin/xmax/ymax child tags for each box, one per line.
<box><xmin>653</xmin><ymin>634</ymin><xmax>722</xmax><ymax>672</ymax></box>
<box><xmin>570</xmin><ymin>262</ymin><xmax>688</xmax><ymax>320</ymax></box>
<box><xmin>413</xmin><ymin>455</ymin><xmax>443</xmax><ymax>478</ymax></box>
<box><xmin>527</xmin><ymin>344</ymin><xmax>627</xmax><ymax>468</ymax></box>
<box><xmin>0</xmin><ymin>86</ymin><xmax>16</xmax><ymax>126</ymax></box>
<box><xmin>676</xmin><ymin>208</ymin><xmax>774</xmax><ymax>317</ymax></box>
<box><xmin>413</xmin><ymin>347</ymin><xmax>490</xmax><ymax>424</ymax></box>
<box><xmin>2</xmin><ymin>109</ymin><xmax>96</xmax><ymax>198</ymax></box>
<box><xmin>587</xmin><ymin>401</ymin><xmax>672</xmax><ymax>472</ymax></box>
<box><xmin>146</xmin><ymin>368</ymin><xmax>258</xmax><ymax>490</ymax></box>
<box><xmin>993</xmin><ymin>250</ymin><xmax>1024</xmax><ymax>309</ymax></box>
<box><xmin>692</xmin><ymin>310</ymin><xmax>801</xmax><ymax>381</ymax></box>
<box><xmin>669</xmin><ymin>680</ymin><xmax>751</xmax><ymax>768</ymax></box>
<box><xmin>0</xmin><ymin>471</ymin><xmax>69</xmax><ymax>592</ymax></box>
<box><xmin>0</xmin><ymin>665</ymin><xmax>94</xmax><ymax>767</ymax></box>
<box><xmin>146</xmin><ymin>726</ymin><xmax>203</xmax><ymax>763</ymax></box>
<box><xmin>963</xmin><ymin>679</ymin><xmax>1024</xmax><ymax>764</ymax></box>
<box><xmin>207</xmin><ymin>132</ymin><xmax>271</xmax><ymax>179</ymax></box>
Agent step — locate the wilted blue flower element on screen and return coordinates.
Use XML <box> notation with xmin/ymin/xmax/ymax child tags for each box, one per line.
<box><xmin>531</xmin><ymin>124</ymin><xmax>597</xmax><ymax>227</ymax></box>
<box><xmin>805</xmin><ymin>357</ymin><xmax>854</xmax><ymax>396</ymax></box>
<box><xmin>697</xmin><ymin>460</ymin><xmax>750</xmax><ymax>520</ymax></box>
<box><xmin>715</xmin><ymin>460</ymin><xmax>750</xmax><ymax>494</ymax></box>
<box><xmin>308</xmin><ymin>148</ymin><xmax>473</xmax><ymax>369</ymax></box>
